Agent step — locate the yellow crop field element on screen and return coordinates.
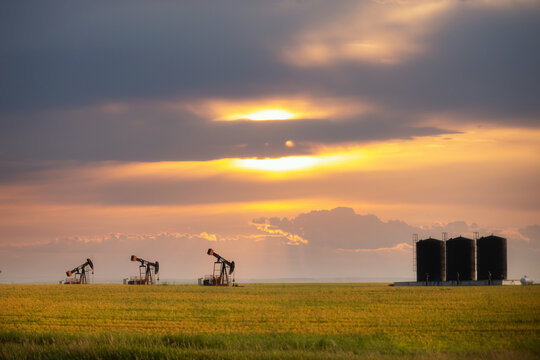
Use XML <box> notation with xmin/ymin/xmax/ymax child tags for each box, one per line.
<box><xmin>0</xmin><ymin>283</ymin><xmax>539</xmax><ymax>359</ymax></box>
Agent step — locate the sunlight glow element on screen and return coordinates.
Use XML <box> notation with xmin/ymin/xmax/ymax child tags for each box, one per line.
<box><xmin>282</xmin><ymin>1</ymin><xmax>450</xmax><ymax>67</ymax></box>
<box><xmin>235</xmin><ymin>156</ymin><xmax>321</xmax><ymax>172</ymax></box>
<box><xmin>100</xmin><ymin>127</ymin><xmax>538</xmax><ymax>180</ymax></box>
<box><xmin>176</xmin><ymin>95</ymin><xmax>372</xmax><ymax>122</ymax></box>
<box><xmin>238</xmin><ymin>109</ymin><xmax>297</xmax><ymax>121</ymax></box>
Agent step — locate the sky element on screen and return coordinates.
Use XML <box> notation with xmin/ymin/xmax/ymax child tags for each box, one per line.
<box><xmin>1</xmin><ymin>0</ymin><xmax>539</xmax><ymax>283</ymax></box>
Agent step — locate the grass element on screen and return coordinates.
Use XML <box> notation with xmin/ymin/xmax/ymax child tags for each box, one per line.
<box><xmin>0</xmin><ymin>283</ymin><xmax>538</xmax><ymax>359</ymax></box>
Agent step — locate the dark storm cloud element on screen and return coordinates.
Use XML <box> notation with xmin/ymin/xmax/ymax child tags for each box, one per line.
<box><xmin>0</xmin><ymin>105</ymin><xmax>449</xmax><ymax>161</ymax></box>
<box><xmin>1</xmin><ymin>1</ymin><xmax>539</xmax><ymax>163</ymax></box>
<box><xmin>0</xmin><ymin>1</ymin><xmax>331</xmax><ymax>112</ymax></box>
<box><xmin>1</xmin><ymin>1</ymin><xmax>538</xmax><ymax>115</ymax></box>
<box><xmin>350</xmin><ymin>3</ymin><xmax>540</xmax><ymax>121</ymax></box>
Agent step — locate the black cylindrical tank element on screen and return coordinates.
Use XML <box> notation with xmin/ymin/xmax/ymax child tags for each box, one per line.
<box><xmin>416</xmin><ymin>238</ymin><xmax>445</xmax><ymax>282</ymax></box>
<box><xmin>477</xmin><ymin>235</ymin><xmax>507</xmax><ymax>280</ymax></box>
<box><xmin>446</xmin><ymin>236</ymin><xmax>475</xmax><ymax>281</ymax></box>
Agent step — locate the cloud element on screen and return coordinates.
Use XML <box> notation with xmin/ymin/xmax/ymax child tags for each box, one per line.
<box><xmin>251</xmin><ymin>207</ymin><xmax>473</xmax><ymax>250</ymax></box>
<box><xmin>281</xmin><ymin>1</ymin><xmax>451</xmax><ymax>66</ymax></box>
<box><xmin>1</xmin><ymin>2</ymin><xmax>539</xmax><ymax>282</ymax></box>
<box><xmin>252</xmin><ymin>207</ymin><xmax>540</xmax><ymax>250</ymax></box>
<box><xmin>519</xmin><ymin>225</ymin><xmax>540</xmax><ymax>246</ymax></box>
<box><xmin>250</xmin><ymin>207</ymin><xmax>540</xmax><ymax>278</ymax></box>
<box><xmin>250</xmin><ymin>218</ymin><xmax>308</xmax><ymax>246</ymax></box>
<box><xmin>278</xmin><ymin>1</ymin><xmax>540</xmax><ymax>121</ymax></box>
<box><xmin>1</xmin><ymin>209</ymin><xmax>539</xmax><ymax>282</ymax></box>
<box><xmin>1</xmin><ymin>1</ymin><xmax>540</xmax><ymax>164</ymax></box>
<box><xmin>0</xmin><ymin>104</ymin><xmax>449</xmax><ymax>162</ymax></box>
<box><xmin>336</xmin><ymin>242</ymin><xmax>412</xmax><ymax>253</ymax></box>
<box><xmin>0</xmin><ymin>231</ymin><xmax>260</xmax><ymax>281</ymax></box>
<box><xmin>1</xmin><ymin>143</ymin><xmax>538</xmax><ymax>217</ymax></box>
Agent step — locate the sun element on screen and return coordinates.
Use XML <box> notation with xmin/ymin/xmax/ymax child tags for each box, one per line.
<box><xmin>231</xmin><ymin>109</ymin><xmax>297</xmax><ymax>121</ymax></box>
<box><xmin>231</xmin><ymin>151</ymin><xmax>357</xmax><ymax>174</ymax></box>
<box><xmin>234</xmin><ymin>156</ymin><xmax>320</xmax><ymax>172</ymax></box>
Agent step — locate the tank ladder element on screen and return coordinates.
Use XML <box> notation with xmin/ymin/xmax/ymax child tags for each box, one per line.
<box><xmin>412</xmin><ymin>234</ymin><xmax>418</xmax><ymax>278</ymax></box>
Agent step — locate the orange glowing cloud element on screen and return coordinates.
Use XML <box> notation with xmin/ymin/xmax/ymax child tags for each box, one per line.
<box><xmin>336</xmin><ymin>242</ymin><xmax>412</xmax><ymax>253</ymax></box>
<box><xmin>250</xmin><ymin>220</ymin><xmax>308</xmax><ymax>246</ymax></box>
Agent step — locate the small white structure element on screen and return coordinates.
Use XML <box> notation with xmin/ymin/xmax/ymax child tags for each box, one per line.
<box><xmin>520</xmin><ymin>275</ymin><xmax>534</xmax><ymax>285</ymax></box>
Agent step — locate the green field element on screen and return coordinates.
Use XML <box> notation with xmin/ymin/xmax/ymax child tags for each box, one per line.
<box><xmin>0</xmin><ymin>283</ymin><xmax>538</xmax><ymax>359</ymax></box>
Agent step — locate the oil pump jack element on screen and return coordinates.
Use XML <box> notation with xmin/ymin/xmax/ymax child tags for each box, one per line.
<box><xmin>64</xmin><ymin>258</ymin><xmax>94</xmax><ymax>284</ymax></box>
<box><xmin>128</xmin><ymin>255</ymin><xmax>159</xmax><ymax>285</ymax></box>
<box><xmin>199</xmin><ymin>248</ymin><xmax>236</xmax><ymax>286</ymax></box>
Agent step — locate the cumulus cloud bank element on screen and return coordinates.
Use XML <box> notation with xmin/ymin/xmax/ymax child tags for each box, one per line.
<box><xmin>2</xmin><ymin>207</ymin><xmax>538</xmax><ymax>282</ymax></box>
<box><xmin>1</xmin><ymin>206</ymin><xmax>538</xmax><ymax>282</ymax></box>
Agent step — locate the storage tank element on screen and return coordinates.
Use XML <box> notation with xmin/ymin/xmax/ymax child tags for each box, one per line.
<box><xmin>477</xmin><ymin>235</ymin><xmax>507</xmax><ymax>280</ymax></box>
<box><xmin>416</xmin><ymin>238</ymin><xmax>445</xmax><ymax>282</ymax></box>
<box><xmin>446</xmin><ymin>236</ymin><xmax>475</xmax><ymax>281</ymax></box>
